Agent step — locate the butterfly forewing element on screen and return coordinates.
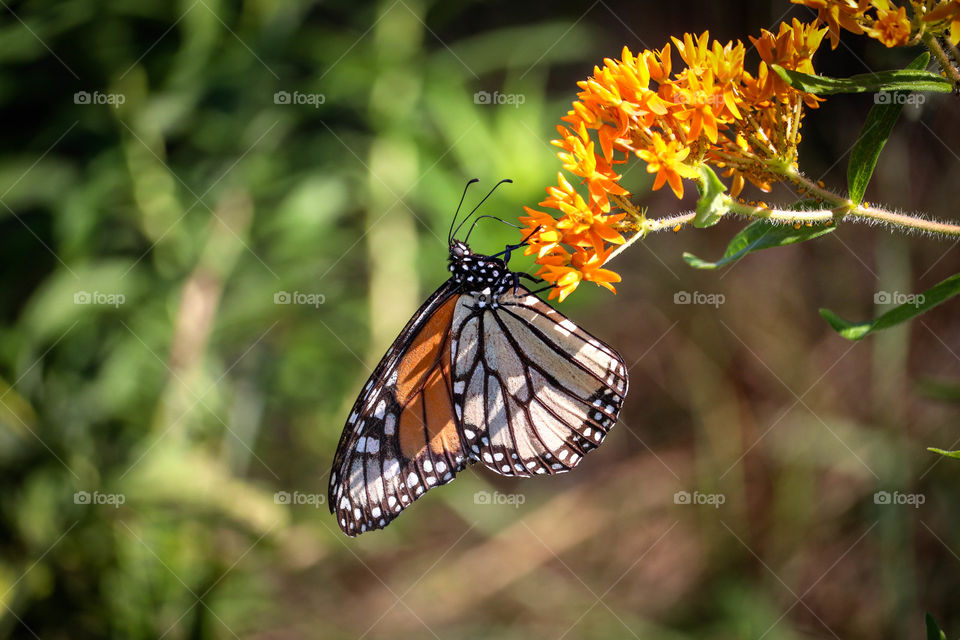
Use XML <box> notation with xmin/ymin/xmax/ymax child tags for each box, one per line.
<box><xmin>450</xmin><ymin>286</ymin><xmax>628</xmax><ymax>477</ymax></box>
<box><xmin>329</xmin><ymin>282</ymin><xmax>472</xmax><ymax>536</ymax></box>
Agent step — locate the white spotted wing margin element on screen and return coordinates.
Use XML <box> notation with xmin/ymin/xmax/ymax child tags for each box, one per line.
<box><xmin>328</xmin><ymin>280</ymin><xmax>473</xmax><ymax>537</ymax></box>
<box><xmin>449</xmin><ymin>286</ymin><xmax>628</xmax><ymax>477</ymax></box>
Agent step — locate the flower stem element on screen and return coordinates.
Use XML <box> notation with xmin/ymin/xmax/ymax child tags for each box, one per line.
<box><xmin>605</xmin><ymin>161</ymin><xmax>960</xmax><ymax>269</ymax></box>
<box><xmin>726</xmin><ymin>199</ymin><xmax>839</xmax><ymax>223</ymax></box>
<box><xmin>604</xmin><ymin>211</ymin><xmax>695</xmax><ymax>264</ymax></box>
<box><xmin>922</xmin><ymin>32</ymin><xmax>960</xmax><ymax>87</ymax></box>
<box><xmin>784</xmin><ymin>167</ymin><xmax>960</xmax><ymax>237</ymax></box>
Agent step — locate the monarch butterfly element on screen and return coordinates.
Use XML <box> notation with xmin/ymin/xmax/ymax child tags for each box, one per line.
<box><xmin>328</xmin><ymin>180</ymin><xmax>628</xmax><ymax>536</ymax></box>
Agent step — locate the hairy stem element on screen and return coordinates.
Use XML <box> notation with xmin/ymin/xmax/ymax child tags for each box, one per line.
<box><xmin>605</xmin><ymin>212</ymin><xmax>695</xmax><ymax>264</ymax></box>
<box><xmin>605</xmin><ymin>160</ymin><xmax>960</xmax><ymax>268</ymax></box>
<box><xmin>922</xmin><ymin>32</ymin><xmax>960</xmax><ymax>87</ymax></box>
<box><xmin>785</xmin><ymin>167</ymin><xmax>960</xmax><ymax>237</ymax></box>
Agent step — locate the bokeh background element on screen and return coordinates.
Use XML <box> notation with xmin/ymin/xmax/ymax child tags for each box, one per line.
<box><xmin>1</xmin><ymin>0</ymin><xmax>958</xmax><ymax>638</ymax></box>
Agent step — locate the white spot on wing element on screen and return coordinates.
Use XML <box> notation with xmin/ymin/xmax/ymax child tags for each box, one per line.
<box><xmin>555</xmin><ymin>318</ymin><xmax>577</xmax><ymax>336</ymax></box>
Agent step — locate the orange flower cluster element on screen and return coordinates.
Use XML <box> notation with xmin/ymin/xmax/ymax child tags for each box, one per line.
<box><xmin>790</xmin><ymin>0</ymin><xmax>960</xmax><ymax>48</ymax></box>
<box><xmin>520</xmin><ymin>19</ymin><xmax>826</xmax><ymax>301</ymax></box>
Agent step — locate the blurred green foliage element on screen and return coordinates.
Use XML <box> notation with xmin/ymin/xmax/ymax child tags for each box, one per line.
<box><xmin>0</xmin><ymin>1</ymin><xmax>595</xmax><ymax>637</ymax></box>
<box><xmin>0</xmin><ymin>1</ymin><xmax>957</xmax><ymax>639</ymax></box>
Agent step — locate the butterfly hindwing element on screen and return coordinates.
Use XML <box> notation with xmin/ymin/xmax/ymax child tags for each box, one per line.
<box><xmin>328</xmin><ymin>282</ymin><xmax>472</xmax><ymax>536</ymax></box>
<box><xmin>449</xmin><ymin>286</ymin><xmax>628</xmax><ymax>477</ymax></box>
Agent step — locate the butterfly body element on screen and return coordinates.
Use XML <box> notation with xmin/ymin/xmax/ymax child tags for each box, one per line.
<box><xmin>329</xmin><ymin>237</ymin><xmax>628</xmax><ymax>536</ymax></box>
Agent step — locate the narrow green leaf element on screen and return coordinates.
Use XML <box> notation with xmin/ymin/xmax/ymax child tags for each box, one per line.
<box><xmin>684</xmin><ymin>217</ymin><xmax>834</xmax><ymax>270</ymax></box>
<box><xmin>694</xmin><ymin>165</ymin><xmax>729</xmax><ymax>228</ymax></box>
<box><xmin>847</xmin><ymin>53</ymin><xmax>930</xmax><ymax>205</ymax></box>
<box><xmin>772</xmin><ymin>64</ymin><xmax>952</xmax><ymax>95</ymax></box>
<box><xmin>926</xmin><ymin>613</ymin><xmax>947</xmax><ymax>640</ymax></box>
<box><xmin>916</xmin><ymin>376</ymin><xmax>960</xmax><ymax>402</ymax></box>
<box><xmin>819</xmin><ymin>272</ymin><xmax>960</xmax><ymax>340</ymax></box>
<box><xmin>927</xmin><ymin>448</ymin><xmax>960</xmax><ymax>460</ymax></box>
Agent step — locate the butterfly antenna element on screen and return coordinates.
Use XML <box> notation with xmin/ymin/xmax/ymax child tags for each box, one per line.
<box><xmin>463</xmin><ymin>214</ymin><xmax>522</xmax><ymax>244</ymax></box>
<box><xmin>452</xmin><ymin>178</ymin><xmax>513</xmax><ymax>240</ymax></box>
<box><xmin>449</xmin><ymin>178</ymin><xmax>480</xmax><ymax>244</ymax></box>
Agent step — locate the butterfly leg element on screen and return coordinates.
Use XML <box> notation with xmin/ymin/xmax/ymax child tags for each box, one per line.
<box><xmin>491</xmin><ymin>225</ymin><xmax>543</xmax><ymax>266</ymax></box>
<box><xmin>510</xmin><ymin>272</ymin><xmax>542</xmax><ymax>295</ymax></box>
<box><xmin>526</xmin><ymin>283</ymin><xmax>557</xmax><ymax>296</ymax></box>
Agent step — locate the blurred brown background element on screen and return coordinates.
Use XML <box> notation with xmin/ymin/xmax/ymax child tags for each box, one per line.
<box><xmin>0</xmin><ymin>0</ymin><xmax>957</xmax><ymax>638</ymax></box>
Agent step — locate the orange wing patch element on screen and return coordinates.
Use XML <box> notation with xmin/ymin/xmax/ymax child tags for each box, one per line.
<box><xmin>395</xmin><ymin>296</ymin><xmax>460</xmax><ymax>460</ymax></box>
<box><xmin>395</xmin><ymin>295</ymin><xmax>458</xmax><ymax>405</ymax></box>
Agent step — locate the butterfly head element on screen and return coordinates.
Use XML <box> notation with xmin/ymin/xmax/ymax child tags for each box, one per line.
<box><xmin>449</xmin><ymin>239</ymin><xmax>472</xmax><ymax>260</ymax></box>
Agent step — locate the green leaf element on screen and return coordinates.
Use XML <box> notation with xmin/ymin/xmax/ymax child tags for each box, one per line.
<box><xmin>694</xmin><ymin>165</ymin><xmax>729</xmax><ymax>228</ymax></box>
<box><xmin>847</xmin><ymin>53</ymin><xmax>930</xmax><ymax>205</ymax></box>
<box><xmin>927</xmin><ymin>448</ymin><xmax>960</xmax><ymax>461</ymax></box>
<box><xmin>916</xmin><ymin>376</ymin><xmax>960</xmax><ymax>402</ymax></box>
<box><xmin>926</xmin><ymin>613</ymin><xmax>947</xmax><ymax>640</ymax></box>
<box><xmin>684</xmin><ymin>215</ymin><xmax>835</xmax><ymax>270</ymax></box>
<box><xmin>772</xmin><ymin>64</ymin><xmax>952</xmax><ymax>95</ymax></box>
<box><xmin>819</xmin><ymin>272</ymin><xmax>960</xmax><ymax>340</ymax></box>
